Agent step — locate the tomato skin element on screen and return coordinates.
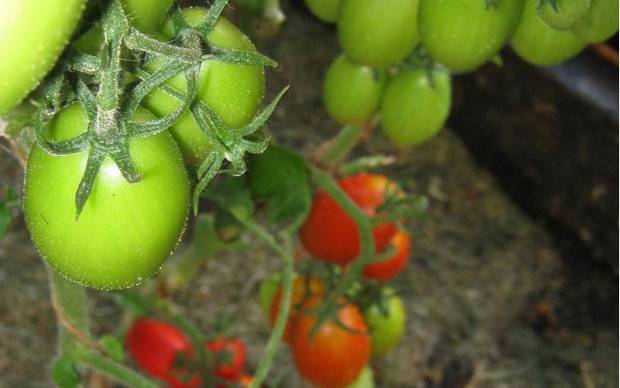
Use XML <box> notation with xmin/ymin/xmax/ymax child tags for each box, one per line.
<box><xmin>269</xmin><ymin>275</ymin><xmax>325</xmax><ymax>342</ymax></box>
<box><xmin>304</xmin><ymin>0</ymin><xmax>342</xmax><ymax>23</ymax></box>
<box><xmin>512</xmin><ymin>0</ymin><xmax>586</xmax><ymax>65</ymax></box>
<box><xmin>323</xmin><ymin>54</ymin><xmax>387</xmax><ymax>125</ymax></box>
<box><xmin>126</xmin><ymin>318</ymin><xmax>200</xmax><ymax>388</ymax></box>
<box><xmin>122</xmin><ymin>0</ymin><xmax>175</xmax><ymax>34</ymax></box>
<box><xmin>538</xmin><ymin>0</ymin><xmax>591</xmax><ymax>30</ymax></box>
<box><xmin>380</xmin><ymin>67</ymin><xmax>451</xmax><ymax>146</ymax></box>
<box><xmin>572</xmin><ymin>0</ymin><xmax>619</xmax><ymax>43</ymax></box>
<box><xmin>292</xmin><ymin>297</ymin><xmax>371</xmax><ymax>388</ymax></box>
<box><xmin>364</xmin><ymin>290</ymin><xmax>406</xmax><ymax>357</ymax></box>
<box><xmin>206</xmin><ymin>337</ymin><xmax>246</xmax><ymax>381</ymax></box>
<box><xmin>418</xmin><ymin>0</ymin><xmax>524</xmax><ymax>73</ymax></box>
<box><xmin>24</xmin><ymin>104</ymin><xmax>190</xmax><ymax>290</ymax></box>
<box><xmin>363</xmin><ymin>230</ymin><xmax>411</xmax><ymax>281</ymax></box>
<box><xmin>338</xmin><ymin>0</ymin><xmax>420</xmax><ymax>68</ymax></box>
<box><xmin>143</xmin><ymin>7</ymin><xmax>265</xmax><ymax>165</ymax></box>
<box><xmin>299</xmin><ymin>173</ymin><xmax>399</xmax><ymax>266</ymax></box>
<box><xmin>0</xmin><ymin>0</ymin><xmax>86</xmax><ymax>115</ymax></box>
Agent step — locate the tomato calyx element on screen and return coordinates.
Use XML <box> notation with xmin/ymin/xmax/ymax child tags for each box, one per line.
<box><xmin>32</xmin><ymin>0</ymin><xmax>287</xmax><ymax>218</ymax></box>
<box><xmin>400</xmin><ymin>45</ymin><xmax>448</xmax><ymax>89</ymax></box>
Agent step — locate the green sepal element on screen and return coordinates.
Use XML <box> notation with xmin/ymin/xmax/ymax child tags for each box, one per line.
<box><xmin>99</xmin><ymin>335</ymin><xmax>125</xmax><ymax>362</ymax></box>
<box><xmin>51</xmin><ymin>353</ymin><xmax>81</xmax><ymax>388</ymax></box>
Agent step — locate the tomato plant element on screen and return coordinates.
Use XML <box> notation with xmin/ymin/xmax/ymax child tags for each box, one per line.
<box><xmin>338</xmin><ymin>0</ymin><xmax>420</xmax><ymax>68</ymax></box>
<box><xmin>364</xmin><ymin>289</ymin><xmax>406</xmax><ymax>357</ymax></box>
<box><xmin>380</xmin><ymin>66</ymin><xmax>452</xmax><ymax>146</ymax></box>
<box><xmin>126</xmin><ymin>318</ymin><xmax>200</xmax><ymax>388</ymax></box>
<box><xmin>363</xmin><ymin>230</ymin><xmax>411</xmax><ymax>281</ymax></box>
<box><xmin>24</xmin><ymin>104</ymin><xmax>190</xmax><ymax>290</ymax></box>
<box><xmin>206</xmin><ymin>337</ymin><xmax>246</xmax><ymax>381</ymax></box>
<box><xmin>0</xmin><ymin>0</ymin><xmax>86</xmax><ymax>115</ymax></box>
<box><xmin>512</xmin><ymin>0</ymin><xmax>586</xmax><ymax>65</ymax></box>
<box><xmin>323</xmin><ymin>54</ymin><xmax>387</xmax><ymax>125</ymax></box>
<box><xmin>300</xmin><ymin>172</ymin><xmax>398</xmax><ymax>266</ymax></box>
<box><xmin>143</xmin><ymin>7</ymin><xmax>265</xmax><ymax>164</ymax></box>
<box><xmin>572</xmin><ymin>0</ymin><xmax>619</xmax><ymax>43</ymax></box>
<box><xmin>418</xmin><ymin>0</ymin><xmax>524</xmax><ymax>72</ymax></box>
<box><xmin>292</xmin><ymin>297</ymin><xmax>371</xmax><ymax>387</ymax></box>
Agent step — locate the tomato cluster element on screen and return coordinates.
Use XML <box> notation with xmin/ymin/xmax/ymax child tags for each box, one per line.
<box><xmin>126</xmin><ymin>318</ymin><xmax>252</xmax><ymax>387</ymax></box>
<box><xmin>307</xmin><ymin>0</ymin><xmax>618</xmax><ymax>146</ymax></box>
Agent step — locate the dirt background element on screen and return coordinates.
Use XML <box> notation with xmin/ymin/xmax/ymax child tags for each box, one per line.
<box><xmin>0</xmin><ymin>1</ymin><xmax>617</xmax><ymax>387</ymax></box>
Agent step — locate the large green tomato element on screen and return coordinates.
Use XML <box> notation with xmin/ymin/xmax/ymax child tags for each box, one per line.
<box><xmin>512</xmin><ymin>0</ymin><xmax>586</xmax><ymax>65</ymax></box>
<box><xmin>347</xmin><ymin>367</ymin><xmax>375</xmax><ymax>388</ymax></box>
<box><xmin>572</xmin><ymin>0</ymin><xmax>619</xmax><ymax>43</ymax></box>
<box><xmin>143</xmin><ymin>7</ymin><xmax>265</xmax><ymax>164</ymax></box>
<box><xmin>304</xmin><ymin>0</ymin><xmax>342</xmax><ymax>23</ymax></box>
<box><xmin>419</xmin><ymin>0</ymin><xmax>524</xmax><ymax>73</ymax></box>
<box><xmin>364</xmin><ymin>289</ymin><xmax>406</xmax><ymax>357</ymax></box>
<box><xmin>0</xmin><ymin>0</ymin><xmax>86</xmax><ymax>115</ymax></box>
<box><xmin>538</xmin><ymin>0</ymin><xmax>591</xmax><ymax>30</ymax></box>
<box><xmin>338</xmin><ymin>0</ymin><xmax>420</xmax><ymax>68</ymax></box>
<box><xmin>380</xmin><ymin>67</ymin><xmax>451</xmax><ymax>146</ymax></box>
<box><xmin>323</xmin><ymin>54</ymin><xmax>387</xmax><ymax>125</ymax></box>
<box><xmin>24</xmin><ymin>103</ymin><xmax>190</xmax><ymax>290</ymax></box>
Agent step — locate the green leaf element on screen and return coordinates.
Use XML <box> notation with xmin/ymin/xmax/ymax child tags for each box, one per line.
<box><xmin>247</xmin><ymin>144</ymin><xmax>311</xmax><ymax>229</ymax></box>
<box><xmin>205</xmin><ymin>175</ymin><xmax>255</xmax><ymax>223</ymax></box>
<box><xmin>52</xmin><ymin>353</ymin><xmax>81</xmax><ymax>388</ymax></box>
<box><xmin>99</xmin><ymin>335</ymin><xmax>125</xmax><ymax>362</ymax></box>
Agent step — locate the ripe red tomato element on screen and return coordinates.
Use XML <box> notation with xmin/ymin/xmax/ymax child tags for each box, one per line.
<box><xmin>269</xmin><ymin>275</ymin><xmax>325</xmax><ymax>342</ymax></box>
<box><xmin>299</xmin><ymin>172</ymin><xmax>399</xmax><ymax>266</ymax></box>
<box><xmin>363</xmin><ymin>230</ymin><xmax>411</xmax><ymax>281</ymax></box>
<box><xmin>292</xmin><ymin>297</ymin><xmax>371</xmax><ymax>388</ymax></box>
<box><xmin>126</xmin><ymin>318</ymin><xmax>200</xmax><ymax>388</ymax></box>
<box><xmin>206</xmin><ymin>337</ymin><xmax>246</xmax><ymax>381</ymax></box>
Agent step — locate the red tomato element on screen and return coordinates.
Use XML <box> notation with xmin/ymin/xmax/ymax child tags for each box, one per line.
<box><xmin>126</xmin><ymin>318</ymin><xmax>200</xmax><ymax>388</ymax></box>
<box><xmin>363</xmin><ymin>230</ymin><xmax>411</xmax><ymax>281</ymax></box>
<box><xmin>269</xmin><ymin>275</ymin><xmax>325</xmax><ymax>342</ymax></box>
<box><xmin>299</xmin><ymin>172</ymin><xmax>399</xmax><ymax>266</ymax></box>
<box><xmin>292</xmin><ymin>297</ymin><xmax>371</xmax><ymax>388</ymax></box>
<box><xmin>206</xmin><ymin>337</ymin><xmax>246</xmax><ymax>381</ymax></box>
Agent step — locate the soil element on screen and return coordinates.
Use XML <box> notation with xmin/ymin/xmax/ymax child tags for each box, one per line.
<box><xmin>0</xmin><ymin>2</ymin><xmax>617</xmax><ymax>388</ymax></box>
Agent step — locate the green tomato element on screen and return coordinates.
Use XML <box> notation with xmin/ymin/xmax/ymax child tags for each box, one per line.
<box><xmin>338</xmin><ymin>0</ymin><xmax>420</xmax><ymax>68</ymax></box>
<box><xmin>418</xmin><ymin>0</ymin><xmax>524</xmax><ymax>73</ymax></box>
<box><xmin>538</xmin><ymin>0</ymin><xmax>591</xmax><ymax>30</ymax></box>
<box><xmin>512</xmin><ymin>0</ymin><xmax>587</xmax><ymax>65</ymax></box>
<box><xmin>347</xmin><ymin>367</ymin><xmax>375</xmax><ymax>388</ymax></box>
<box><xmin>323</xmin><ymin>54</ymin><xmax>387</xmax><ymax>125</ymax></box>
<box><xmin>0</xmin><ymin>0</ymin><xmax>86</xmax><ymax>115</ymax></box>
<box><xmin>304</xmin><ymin>0</ymin><xmax>342</xmax><ymax>23</ymax></box>
<box><xmin>143</xmin><ymin>7</ymin><xmax>265</xmax><ymax>164</ymax></box>
<box><xmin>380</xmin><ymin>67</ymin><xmax>451</xmax><ymax>146</ymax></box>
<box><xmin>258</xmin><ymin>272</ymin><xmax>282</xmax><ymax>317</ymax></box>
<box><xmin>364</xmin><ymin>289</ymin><xmax>406</xmax><ymax>357</ymax></box>
<box><xmin>572</xmin><ymin>0</ymin><xmax>619</xmax><ymax>43</ymax></box>
<box><xmin>24</xmin><ymin>103</ymin><xmax>190</xmax><ymax>290</ymax></box>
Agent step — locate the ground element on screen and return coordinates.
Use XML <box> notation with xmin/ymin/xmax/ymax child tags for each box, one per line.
<box><xmin>0</xmin><ymin>2</ymin><xmax>617</xmax><ymax>387</ymax></box>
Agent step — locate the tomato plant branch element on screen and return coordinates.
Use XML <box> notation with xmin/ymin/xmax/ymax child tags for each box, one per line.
<box><xmin>232</xmin><ymin>216</ymin><xmax>294</xmax><ymax>388</ymax></box>
<box><xmin>313</xmin><ymin>119</ymin><xmax>377</xmax><ymax>170</ymax></box>
<box><xmin>308</xmin><ymin>166</ymin><xmax>375</xmax><ymax>329</ymax></box>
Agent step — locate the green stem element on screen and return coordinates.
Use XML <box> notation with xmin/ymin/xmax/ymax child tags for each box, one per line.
<box><xmin>73</xmin><ymin>348</ymin><xmax>160</xmax><ymax>388</ymax></box>
<box><xmin>308</xmin><ymin>166</ymin><xmax>375</xmax><ymax>322</ymax></box>
<box><xmin>320</xmin><ymin>124</ymin><xmax>365</xmax><ymax>166</ymax></box>
<box><xmin>234</xmin><ymin>218</ymin><xmax>294</xmax><ymax>388</ymax></box>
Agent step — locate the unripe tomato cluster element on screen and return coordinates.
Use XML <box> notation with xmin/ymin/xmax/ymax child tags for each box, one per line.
<box><xmin>21</xmin><ymin>3</ymin><xmax>266</xmax><ymax>290</ymax></box>
<box><xmin>307</xmin><ymin>0</ymin><xmax>618</xmax><ymax>145</ymax></box>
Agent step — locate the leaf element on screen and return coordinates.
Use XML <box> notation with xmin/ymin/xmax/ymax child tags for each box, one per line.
<box><xmin>51</xmin><ymin>353</ymin><xmax>81</xmax><ymax>388</ymax></box>
<box><xmin>99</xmin><ymin>335</ymin><xmax>124</xmax><ymax>362</ymax></box>
<box><xmin>205</xmin><ymin>175</ymin><xmax>255</xmax><ymax>223</ymax></box>
<box><xmin>247</xmin><ymin>144</ymin><xmax>311</xmax><ymax>229</ymax></box>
